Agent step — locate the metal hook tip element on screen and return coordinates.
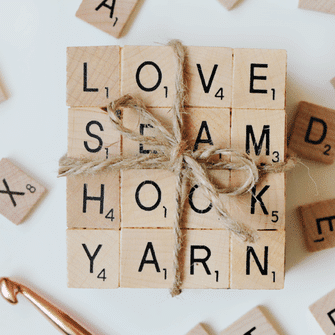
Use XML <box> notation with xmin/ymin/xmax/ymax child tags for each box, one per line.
<box><xmin>0</xmin><ymin>277</ymin><xmax>19</xmax><ymax>304</ymax></box>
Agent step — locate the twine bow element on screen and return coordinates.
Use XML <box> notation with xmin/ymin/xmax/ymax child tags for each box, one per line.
<box><xmin>59</xmin><ymin>40</ymin><xmax>297</xmax><ymax>297</ymax></box>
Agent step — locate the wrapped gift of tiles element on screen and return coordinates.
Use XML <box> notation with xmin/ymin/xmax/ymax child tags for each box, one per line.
<box><xmin>60</xmin><ymin>41</ymin><xmax>288</xmax><ymax>295</ymax></box>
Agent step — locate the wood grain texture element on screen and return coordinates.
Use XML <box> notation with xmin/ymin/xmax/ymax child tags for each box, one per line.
<box><xmin>231</xmin><ymin>109</ymin><xmax>286</xmax><ymax>165</ymax></box>
<box><xmin>230</xmin><ymin>172</ymin><xmax>285</xmax><ymax>231</ymax></box>
<box><xmin>217</xmin><ymin>0</ymin><xmax>241</xmax><ymax>10</ymax></box>
<box><xmin>185</xmin><ymin>46</ymin><xmax>233</xmax><ymax>107</ymax></box>
<box><xmin>68</xmin><ymin>107</ymin><xmax>120</xmax><ymax>159</ymax></box>
<box><xmin>122</xmin><ymin>107</ymin><xmax>173</xmax><ymax>157</ymax></box>
<box><xmin>289</xmin><ymin>101</ymin><xmax>335</xmax><ymax>164</ymax></box>
<box><xmin>121</xmin><ymin>46</ymin><xmax>177</xmax><ymax>107</ymax></box>
<box><xmin>310</xmin><ymin>288</ymin><xmax>335</xmax><ymax>334</ymax></box>
<box><xmin>67</xmin><ymin>171</ymin><xmax>120</xmax><ymax>229</ymax></box>
<box><xmin>299</xmin><ymin>0</ymin><xmax>335</xmax><ymax>15</ymax></box>
<box><xmin>76</xmin><ymin>0</ymin><xmax>140</xmax><ymax>38</ymax></box>
<box><xmin>121</xmin><ymin>169</ymin><xmax>176</xmax><ymax>228</ymax></box>
<box><xmin>186</xmin><ymin>323</ymin><xmax>209</xmax><ymax>335</ymax></box>
<box><xmin>299</xmin><ymin>198</ymin><xmax>335</xmax><ymax>252</ymax></box>
<box><xmin>0</xmin><ymin>158</ymin><xmax>45</xmax><ymax>224</ymax></box>
<box><xmin>231</xmin><ymin>231</ymin><xmax>285</xmax><ymax>289</ymax></box>
<box><xmin>232</xmin><ymin>48</ymin><xmax>287</xmax><ymax>110</ymax></box>
<box><xmin>67</xmin><ymin>229</ymin><xmax>119</xmax><ymax>288</ymax></box>
<box><xmin>220</xmin><ymin>306</ymin><xmax>280</xmax><ymax>334</ymax></box>
<box><xmin>67</xmin><ymin>46</ymin><xmax>120</xmax><ymax>107</ymax></box>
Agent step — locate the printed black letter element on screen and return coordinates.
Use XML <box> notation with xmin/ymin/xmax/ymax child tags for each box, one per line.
<box><xmin>82</xmin><ymin>244</ymin><xmax>102</xmax><ymax>273</ymax></box>
<box><xmin>304</xmin><ymin>117</ymin><xmax>327</xmax><ymax>145</ymax></box>
<box><xmin>246</xmin><ymin>246</ymin><xmax>268</xmax><ymax>275</ymax></box>
<box><xmin>190</xmin><ymin>245</ymin><xmax>211</xmax><ymax>275</ymax></box>
<box><xmin>250</xmin><ymin>63</ymin><xmax>268</xmax><ymax>94</ymax></box>
<box><xmin>138</xmin><ymin>242</ymin><xmax>161</xmax><ymax>272</ymax></box>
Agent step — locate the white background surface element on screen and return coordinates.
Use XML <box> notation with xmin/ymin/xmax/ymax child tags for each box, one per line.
<box><xmin>0</xmin><ymin>0</ymin><xmax>335</xmax><ymax>334</ymax></box>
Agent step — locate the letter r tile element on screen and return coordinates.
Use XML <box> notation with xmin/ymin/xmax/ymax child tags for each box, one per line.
<box><xmin>299</xmin><ymin>198</ymin><xmax>335</xmax><ymax>252</ymax></box>
<box><xmin>289</xmin><ymin>101</ymin><xmax>335</xmax><ymax>164</ymax></box>
<box><xmin>232</xmin><ymin>48</ymin><xmax>287</xmax><ymax>110</ymax></box>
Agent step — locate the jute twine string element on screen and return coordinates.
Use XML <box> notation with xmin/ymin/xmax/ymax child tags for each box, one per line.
<box><xmin>58</xmin><ymin>40</ymin><xmax>298</xmax><ymax>297</ymax></box>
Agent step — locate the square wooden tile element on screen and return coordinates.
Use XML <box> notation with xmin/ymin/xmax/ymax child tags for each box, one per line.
<box><xmin>182</xmin><ymin>170</ymin><xmax>230</xmax><ymax>229</ymax></box>
<box><xmin>67</xmin><ymin>171</ymin><xmax>120</xmax><ymax>229</ymax></box>
<box><xmin>122</xmin><ymin>107</ymin><xmax>173</xmax><ymax>157</ymax></box>
<box><xmin>76</xmin><ymin>0</ymin><xmax>140</xmax><ymax>38</ymax></box>
<box><xmin>68</xmin><ymin>107</ymin><xmax>120</xmax><ymax>159</ymax></box>
<box><xmin>230</xmin><ymin>172</ymin><xmax>285</xmax><ymax>231</ymax></box>
<box><xmin>184</xmin><ymin>108</ymin><xmax>231</xmax><ymax>159</ymax></box>
<box><xmin>186</xmin><ymin>46</ymin><xmax>233</xmax><ymax>107</ymax></box>
<box><xmin>299</xmin><ymin>198</ymin><xmax>335</xmax><ymax>252</ymax></box>
<box><xmin>299</xmin><ymin>0</ymin><xmax>335</xmax><ymax>15</ymax></box>
<box><xmin>67</xmin><ymin>229</ymin><xmax>119</xmax><ymax>288</ymax></box>
<box><xmin>220</xmin><ymin>306</ymin><xmax>280</xmax><ymax>334</ymax></box>
<box><xmin>120</xmin><ymin>228</ymin><xmax>174</xmax><ymax>288</ymax></box>
<box><xmin>181</xmin><ymin>229</ymin><xmax>230</xmax><ymax>289</ymax></box>
<box><xmin>231</xmin><ymin>231</ymin><xmax>285</xmax><ymax>289</ymax></box>
<box><xmin>121</xmin><ymin>169</ymin><xmax>176</xmax><ymax>228</ymax></box>
<box><xmin>289</xmin><ymin>101</ymin><xmax>335</xmax><ymax>164</ymax></box>
<box><xmin>186</xmin><ymin>324</ymin><xmax>209</xmax><ymax>335</ymax></box>
<box><xmin>310</xmin><ymin>288</ymin><xmax>335</xmax><ymax>334</ymax></box>
<box><xmin>67</xmin><ymin>46</ymin><xmax>120</xmax><ymax>107</ymax></box>
<box><xmin>0</xmin><ymin>158</ymin><xmax>45</xmax><ymax>225</ymax></box>
<box><xmin>231</xmin><ymin>109</ymin><xmax>286</xmax><ymax>165</ymax></box>
<box><xmin>232</xmin><ymin>48</ymin><xmax>287</xmax><ymax>110</ymax></box>
<box><xmin>121</xmin><ymin>45</ymin><xmax>177</xmax><ymax>107</ymax></box>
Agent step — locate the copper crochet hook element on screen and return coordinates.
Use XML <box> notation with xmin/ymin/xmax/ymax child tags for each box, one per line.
<box><xmin>0</xmin><ymin>277</ymin><xmax>93</xmax><ymax>335</ymax></box>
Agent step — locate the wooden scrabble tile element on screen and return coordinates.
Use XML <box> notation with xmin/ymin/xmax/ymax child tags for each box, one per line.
<box><xmin>220</xmin><ymin>306</ymin><xmax>279</xmax><ymax>334</ymax></box>
<box><xmin>299</xmin><ymin>199</ymin><xmax>335</xmax><ymax>252</ymax></box>
<box><xmin>232</xmin><ymin>49</ymin><xmax>287</xmax><ymax>110</ymax></box>
<box><xmin>186</xmin><ymin>323</ymin><xmax>209</xmax><ymax>335</ymax></box>
<box><xmin>231</xmin><ymin>109</ymin><xmax>286</xmax><ymax>165</ymax></box>
<box><xmin>230</xmin><ymin>172</ymin><xmax>285</xmax><ymax>231</ymax></box>
<box><xmin>217</xmin><ymin>0</ymin><xmax>241</xmax><ymax>10</ymax></box>
<box><xmin>67</xmin><ymin>229</ymin><xmax>119</xmax><ymax>288</ymax></box>
<box><xmin>182</xmin><ymin>170</ymin><xmax>231</xmax><ymax>229</ymax></box>
<box><xmin>181</xmin><ymin>229</ymin><xmax>230</xmax><ymax>289</ymax></box>
<box><xmin>0</xmin><ymin>158</ymin><xmax>45</xmax><ymax>225</ymax></box>
<box><xmin>67</xmin><ymin>171</ymin><xmax>120</xmax><ymax>229</ymax></box>
<box><xmin>231</xmin><ymin>231</ymin><xmax>285</xmax><ymax>289</ymax></box>
<box><xmin>76</xmin><ymin>0</ymin><xmax>140</xmax><ymax>38</ymax></box>
<box><xmin>68</xmin><ymin>107</ymin><xmax>120</xmax><ymax>159</ymax></box>
<box><xmin>122</xmin><ymin>107</ymin><xmax>173</xmax><ymax>157</ymax></box>
<box><xmin>299</xmin><ymin>0</ymin><xmax>335</xmax><ymax>15</ymax></box>
<box><xmin>310</xmin><ymin>288</ymin><xmax>335</xmax><ymax>334</ymax></box>
<box><xmin>120</xmin><ymin>228</ymin><xmax>174</xmax><ymax>288</ymax></box>
<box><xmin>121</xmin><ymin>169</ymin><xmax>176</xmax><ymax>228</ymax></box>
<box><xmin>121</xmin><ymin>46</ymin><xmax>177</xmax><ymax>107</ymax></box>
<box><xmin>186</xmin><ymin>46</ymin><xmax>233</xmax><ymax>107</ymax></box>
<box><xmin>289</xmin><ymin>101</ymin><xmax>335</xmax><ymax>164</ymax></box>
<box><xmin>67</xmin><ymin>46</ymin><xmax>120</xmax><ymax>107</ymax></box>
<box><xmin>184</xmin><ymin>108</ymin><xmax>231</xmax><ymax>159</ymax></box>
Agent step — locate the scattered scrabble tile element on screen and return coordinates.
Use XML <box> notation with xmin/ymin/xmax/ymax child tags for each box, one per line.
<box><xmin>289</xmin><ymin>101</ymin><xmax>335</xmax><ymax>164</ymax></box>
<box><xmin>186</xmin><ymin>323</ymin><xmax>209</xmax><ymax>335</ymax></box>
<box><xmin>310</xmin><ymin>288</ymin><xmax>335</xmax><ymax>334</ymax></box>
<box><xmin>220</xmin><ymin>306</ymin><xmax>280</xmax><ymax>334</ymax></box>
<box><xmin>76</xmin><ymin>0</ymin><xmax>140</xmax><ymax>38</ymax></box>
<box><xmin>67</xmin><ymin>229</ymin><xmax>119</xmax><ymax>288</ymax></box>
<box><xmin>232</xmin><ymin>48</ymin><xmax>287</xmax><ymax>110</ymax></box>
<box><xmin>230</xmin><ymin>231</ymin><xmax>285</xmax><ymax>289</ymax></box>
<box><xmin>299</xmin><ymin>0</ymin><xmax>335</xmax><ymax>15</ymax></box>
<box><xmin>65</xmin><ymin>44</ymin><xmax>287</xmax><ymax>290</ymax></box>
<box><xmin>217</xmin><ymin>0</ymin><xmax>241</xmax><ymax>10</ymax></box>
<box><xmin>299</xmin><ymin>198</ymin><xmax>335</xmax><ymax>252</ymax></box>
<box><xmin>67</xmin><ymin>46</ymin><xmax>120</xmax><ymax>107</ymax></box>
<box><xmin>0</xmin><ymin>158</ymin><xmax>45</xmax><ymax>225</ymax></box>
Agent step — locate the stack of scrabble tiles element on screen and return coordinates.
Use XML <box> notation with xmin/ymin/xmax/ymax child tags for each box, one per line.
<box><xmin>66</xmin><ymin>44</ymin><xmax>287</xmax><ymax>290</ymax></box>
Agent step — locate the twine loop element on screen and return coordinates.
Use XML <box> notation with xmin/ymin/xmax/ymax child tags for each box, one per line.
<box><xmin>59</xmin><ymin>40</ymin><xmax>297</xmax><ymax>297</ymax></box>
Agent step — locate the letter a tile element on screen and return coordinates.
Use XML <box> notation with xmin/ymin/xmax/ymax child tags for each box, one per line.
<box><xmin>76</xmin><ymin>0</ymin><xmax>140</xmax><ymax>38</ymax></box>
<box><xmin>0</xmin><ymin>158</ymin><xmax>45</xmax><ymax>225</ymax></box>
<box><xmin>220</xmin><ymin>306</ymin><xmax>280</xmax><ymax>334</ymax></box>
<box><xmin>299</xmin><ymin>199</ymin><xmax>335</xmax><ymax>252</ymax></box>
<box><xmin>289</xmin><ymin>101</ymin><xmax>335</xmax><ymax>164</ymax></box>
<box><xmin>310</xmin><ymin>288</ymin><xmax>335</xmax><ymax>334</ymax></box>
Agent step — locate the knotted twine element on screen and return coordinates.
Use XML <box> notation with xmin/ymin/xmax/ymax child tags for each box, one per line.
<box><xmin>59</xmin><ymin>40</ymin><xmax>297</xmax><ymax>297</ymax></box>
